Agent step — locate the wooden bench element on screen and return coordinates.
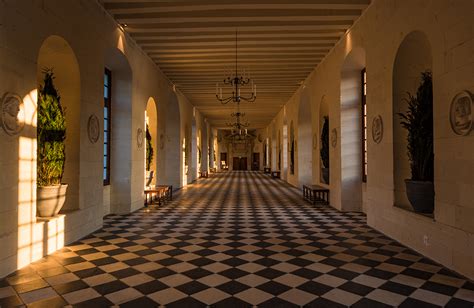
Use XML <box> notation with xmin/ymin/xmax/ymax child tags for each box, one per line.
<box><xmin>144</xmin><ymin>185</ymin><xmax>173</xmax><ymax>206</ymax></box>
<box><xmin>303</xmin><ymin>185</ymin><xmax>329</xmax><ymax>205</ymax></box>
<box><xmin>199</xmin><ymin>171</ymin><xmax>209</xmax><ymax>178</ymax></box>
<box><xmin>271</xmin><ymin>171</ymin><xmax>281</xmax><ymax>179</ymax></box>
<box><xmin>263</xmin><ymin>167</ymin><xmax>271</xmax><ymax>174</ymax></box>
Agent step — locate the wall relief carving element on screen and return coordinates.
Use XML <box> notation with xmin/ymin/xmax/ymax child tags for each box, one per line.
<box><xmin>1</xmin><ymin>92</ymin><xmax>25</xmax><ymax>136</ymax></box>
<box><xmin>372</xmin><ymin>115</ymin><xmax>383</xmax><ymax>144</ymax></box>
<box><xmin>159</xmin><ymin>133</ymin><xmax>165</xmax><ymax>149</ymax></box>
<box><xmin>87</xmin><ymin>114</ymin><xmax>100</xmax><ymax>143</ymax></box>
<box><xmin>331</xmin><ymin>128</ymin><xmax>337</xmax><ymax>148</ymax></box>
<box><xmin>137</xmin><ymin>127</ymin><xmax>144</xmax><ymax>148</ymax></box>
<box><xmin>450</xmin><ymin>90</ymin><xmax>473</xmax><ymax>136</ymax></box>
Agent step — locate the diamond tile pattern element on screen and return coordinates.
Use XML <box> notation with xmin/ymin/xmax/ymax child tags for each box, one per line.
<box><xmin>1</xmin><ymin>171</ymin><xmax>473</xmax><ymax>307</ymax></box>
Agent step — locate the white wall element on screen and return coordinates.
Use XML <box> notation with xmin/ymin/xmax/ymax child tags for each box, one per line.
<box><xmin>265</xmin><ymin>0</ymin><xmax>474</xmax><ymax>279</ymax></box>
<box><xmin>0</xmin><ymin>0</ymin><xmax>198</xmax><ymax>277</ymax></box>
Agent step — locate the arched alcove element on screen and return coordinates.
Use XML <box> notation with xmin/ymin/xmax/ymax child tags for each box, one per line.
<box><xmin>182</xmin><ymin>124</ymin><xmax>190</xmax><ymax>187</ymax></box>
<box><xmin>197</xmin><ymin>128</ymin><xmax>202</xmax><ymax>176</ymax></box>
<box><xmin>190</xmin><ymin>117</ymin><xmax>197</xmax><ymax>181</ymax></box>
<box><xmin>282</xmin><ymin>112</ymin><xmax>288</xmax><ymax>180</ymax></box>
<box><xmin>162</xmin><ymin>92</ymin><xmax>181</xmax><ymax>189</ymax></box>
<box><xmin>104</xmin><ymin>47</ymin><xmax>132</xmax><ymax>214</ymax></box>
<box><xmin>37</xmin><ymin>35</ymin><xmax>81</xmax><ymax>212</ymax></box>
<box><xmin>271</xmin><ymin>123</ymin><xmax>277</xmax><ymax>170</ymax></box>
<box><xmin>393</xmin><ymin>31</ymin><xmax>433</xmax><ymax>210</ymax></box>
<box><xmin>264</xmin><ymin>137</ymin><xmax>270</xmax><ymax>168</ymax></box>
<box><xmin>298</xmin><ymin>90</ymin><xmax>312</xmax><ymax>187</ymax></box>
<box><xmin>145</xmin><ymin>98</ymin><xmax>158</xmax><ymax>187</ymax></box>
<box><xmin>340</xmin><ymin>47</ymin><xmax>366</xmax><ymax>211</ymax></box>
<box><xmin>319</xmin><ymin>96</ymin><xmax>330</xmax><ymax>185</ymax></box>
<box><xmin>289</xmin><ymin>121</ymin><xmax>295</xmax><ymax>175</ymax></box>
<box><xmin>278</xmin><ymin>130</ymin><xmax>281</xmax><ymax>171</ymax></box>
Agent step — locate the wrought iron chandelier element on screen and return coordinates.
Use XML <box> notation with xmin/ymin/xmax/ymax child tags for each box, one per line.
<box><xmin>225</xmin><ymin>111</ymin><xmax>254</xmax><ymax>142</ymax></box>
<box><xmin>216</xmin><ymin>30</ymin><xmax>257</xmax><ymax>104</ymax></box>
<box><xmin>226</xmin><ymin>111</ymin><xmax>249</xmax><ymax>131</ymax></box>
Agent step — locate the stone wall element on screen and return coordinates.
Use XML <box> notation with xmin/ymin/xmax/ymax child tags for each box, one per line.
<box><xmin>0</xmin><ymin>0</ymin><xmax>202</xmax><ymax>278</ymax></box>
<box><xmin>266</xmin><ymin>0</ymin><xmax>474</xmax><ymax>279</ymax></box>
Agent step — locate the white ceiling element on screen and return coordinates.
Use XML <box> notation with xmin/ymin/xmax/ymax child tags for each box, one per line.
<box><xmin>100</xmin><ymin>0</ymin><xmax>370</xmax><ymax>128</ymax></box>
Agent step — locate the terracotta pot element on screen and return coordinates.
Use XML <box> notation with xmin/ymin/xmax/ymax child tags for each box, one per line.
<box><xmin>37</xmin><ymin>184</ymin><xmax>68</xmax><ymax>217</ymax></box>
<box><xmin>404</xmin><ymin>180</ymin><xmax>434</xmax><ymax>213</ymax></box>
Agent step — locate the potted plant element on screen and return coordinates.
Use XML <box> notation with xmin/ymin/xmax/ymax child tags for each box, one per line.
<box><xmin>37</xmin><ymin>69</ymin><xmax>68</xmax><ymax>217</ymax></box>
<box><xmin>146</xmin><ymin>124</ymin><xmax>154</xmax><ymax>172</ymax></box>
<box><xmin>398</xmin><ymin>71</ymin><xmax>434</xmax><ymax>213</ymax></box>
<box><xmin>320</xmin><ymin>116</ymin><xmax>330</xmax><ymax>184</ymax></box>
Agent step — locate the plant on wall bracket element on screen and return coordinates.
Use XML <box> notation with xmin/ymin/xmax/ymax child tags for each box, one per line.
<box><xmin>146</xmin><ymin>124</ymin><xmax>154</xmax><ymax>171</ymax></box>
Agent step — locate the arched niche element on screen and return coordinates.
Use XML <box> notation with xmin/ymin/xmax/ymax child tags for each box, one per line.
<box><xmin>298</xmin><ymin>90</ymin><xmax>312</xmax><ymax>187</ymax></box>
<box><xmin>340</xmin><ymin>47</ymin><xmax>366</xmax><ymax>211</ymax></box>
<box><xmin>282</xmin><ymin>108</ymin><xmax>288</xmax><ymax>180</ymax></box>
<box><xmin>289</xmin><ymin>121</ymin><xmax>295</xmax><ymax>175</ymax></box>
<box><xmin>104</xmin><ymin>47</ymin><xmax>132</xmax><ymax>214</ymax></box>
<box><xmin>145</xmin><ymin>98</ymin><xmax>158</xmax><ymax>186</ymax></box>
<box><xmin>37</xmin><ymin>35</ymin><xmax>81</xmax><ymax>212</ymax></box>
<box><xmin>392</xmin><ymin>31</ymin><xmax>433</xmax><ymax>209</ymax></box>
<box><xmin>271</xmin><ymin>123</ymin><xmax>277</xmax><ymax>170</ymax></box>
<box><xmin>162</xmin><ymin>92</ymin><xmax>181</xmax><ymax>189</ymax></box>
<box><xmin>278</xmin><ymin>130</ymin><xmax>281</xmax><ymax>170</ymax></box>
<box><xmin>197</xmin><ymin>128</ymin><xmax>202</xmax><ymax>175</ymax></box>
<box><xmin>190</xmin><ymin>117</ymin><xmax>197</xmax><ymax>181</ymax></box>
<box><xmin>319</xmin><ymin>95</ymin><xmax>329</xmax><ymax>185</ymax></box>
<box><xmin>264</xmin><ymin>137</ymin><xmax>269</xmax><ymax>168</ymax></box>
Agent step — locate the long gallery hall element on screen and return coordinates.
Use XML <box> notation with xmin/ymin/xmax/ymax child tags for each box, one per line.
<box><xmin>1</xmin><ymin>172</ymin><xmax>473</xmax><ymax>307</ymax></box>
<box><xmin>1</xmin><ymin>0</ymin><xmax>473</xmax><ymax>307</ymax></box>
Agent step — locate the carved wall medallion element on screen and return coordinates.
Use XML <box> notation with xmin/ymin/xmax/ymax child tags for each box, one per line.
<box><xmin>331</xmin><ymin>128</ymin><xmax>337</xmax><ymax>148</ymax></box>
<box><xmin>87</xmin><ymin>114</ymin><xmax>100</xmax><ymax>143</ymax></box>
<box><xmin>257</xmin><ymin>134</ymin><xmax>263</xmax><ymax>143</ymax></box>
<box><xmin>137</xmin><ymin>128</ymin><xmax>144</xmax><ymax>148</ymax></box>
<box><xmin>312</xmin><ymin>133</ymin><xmax>318</xmax><ymax>149</ymax></box>
<box><xmin>372</xmin><ymin>115</ymin><xmax>384</xmax><ymax>144</ymax></box>
<box><xmin>1</xmin><ymin>92</ymin><xmax>25</xmax><ymax>136</ymax></box>
<box><xmin>450</xmin><ymin>90</ymin><xmax>473</xmax><ymax>136</ymax></box>
<box><xmin>159</xmin><ymin>133</ymin><xmax>165</xmax><ymax>149</ymax></box>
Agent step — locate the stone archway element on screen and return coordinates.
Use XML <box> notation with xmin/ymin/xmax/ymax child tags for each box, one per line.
<box><xmin>392</xmin><ymin>31</ymin><xmax>433</xmax><ymax>210</ymax></box>
<box><xmin>37</xmin><ymin>35</ymin><xmax>81</xmax><ymax>213</ymax></box>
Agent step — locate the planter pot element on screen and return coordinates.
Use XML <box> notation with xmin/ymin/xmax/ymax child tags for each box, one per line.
<box><xmin>37</xmin><ymin>184</ymin><xmax>68</xmax><ymax>217</ymax></box>
<box><xmin>404</xmin><ymin>180</ymin><xmax>434</xmax><ymax>213</ymax></box>
<box><xmin>321</xmin><ymin>168</ymin><xmax>329</xmax><ymax>184</ymax></box>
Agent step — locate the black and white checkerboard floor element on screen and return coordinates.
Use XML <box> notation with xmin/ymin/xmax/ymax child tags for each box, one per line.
<box><xmin>1</xmin><ymin>171</ymin><xmax>473</xmax><ymax>307</ymax></box>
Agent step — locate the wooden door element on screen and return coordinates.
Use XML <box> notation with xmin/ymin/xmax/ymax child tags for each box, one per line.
<box><xmin>240</xmin><ymin>157</ymin><xmax>248</xmax><ymax>170</ymax></box>
<box><xmin>233</xmin><ymin>157</ymin><xmax>241</xmax><ymax>170</ymax></box>
<box><xmin>252</xmin><ymin>153</ymin><xmax>259</xmax><ymax>170</ymax></box>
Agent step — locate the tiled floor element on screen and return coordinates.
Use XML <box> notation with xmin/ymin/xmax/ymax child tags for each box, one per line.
<box><xmin>1</xmin><ymin>171</ymin><xmax>473</xmax><ymax>307</ymax></box>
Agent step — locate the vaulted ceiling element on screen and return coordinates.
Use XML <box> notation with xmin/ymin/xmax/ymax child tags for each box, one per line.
<box><xmin>100</xmin><ymin>0</ymin><xmax>370</xmax><ymax>129</ymax></box>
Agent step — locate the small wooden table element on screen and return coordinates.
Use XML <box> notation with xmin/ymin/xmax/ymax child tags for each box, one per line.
<box><xmin>271</xmin><ymin>171</ymin><xmax>281</xmax><ymax>179</ymax></box>
<box><xmin>263</xmin><ymin>167</ymin><xmax>271</xmax><ymax>174</ymax></box>
<box><xmin>144</xmin><ymin>185</ymin><xmax>173</xmax><ymax>206</ymax></box>
<box><xmin>199</xmin><ymin>171</ymin><xmax>208</xmax><ymax>178</ymax></box>
<box><xmin>303</xmin><ymin>185</ymin><xmax>329</xmax><ymax>205</ymax></box>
